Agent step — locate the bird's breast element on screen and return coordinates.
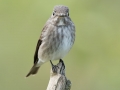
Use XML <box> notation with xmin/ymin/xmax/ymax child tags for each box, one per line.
<box><xmin>38</xmin><ymin>24</ymin><xmax>75</xmax><ymax>61</ymax></box>
<box><xmin>50</xmin><ymin>25</ymin><xmax>75</xmax><ymax>60</ymax></box>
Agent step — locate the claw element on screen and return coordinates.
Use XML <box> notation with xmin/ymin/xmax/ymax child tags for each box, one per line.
<box><xmin>59</xmin><ymin>59</ymin><xmax>65</xmax><ymax>69</ymax></box>
<box><xmin>52</xmin><ymin>65</ymin><xmax>57</xmax><ymax>73</ymax></box>
<box><xmin>50</xmin><ymin>60</ymin><xmax>57</xmax><ymax>73</ymax></box>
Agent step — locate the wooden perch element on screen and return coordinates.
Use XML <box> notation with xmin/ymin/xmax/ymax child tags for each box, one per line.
<box><xmin>47</xmin><ymin>60</ymin><xmax>71</xmax><ymax>90</ymax></box>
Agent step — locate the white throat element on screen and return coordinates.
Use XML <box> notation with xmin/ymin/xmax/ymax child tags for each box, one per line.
<box><xmin>57</xmin><ymin>19</ymin><xmax>65</xmax><ymax>26</ymax></box>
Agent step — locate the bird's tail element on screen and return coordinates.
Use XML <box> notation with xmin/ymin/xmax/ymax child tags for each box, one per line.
<box><xmin>26</xmin><ymin>64</ymin><xmax>40</xmax><ymax>77</ymax></box>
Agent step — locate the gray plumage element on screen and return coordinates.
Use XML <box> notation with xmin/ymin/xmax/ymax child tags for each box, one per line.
<box><xmin>26</xmin><ymin>5</ymin><xmax>75</xmax><ymax>77</ymax></box>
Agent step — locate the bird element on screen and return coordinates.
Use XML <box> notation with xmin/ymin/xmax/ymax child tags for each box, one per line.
<box><xmin>26</xmin><ymin>5</ymin><xmax>75</xmax><ymax>77</ymax></box>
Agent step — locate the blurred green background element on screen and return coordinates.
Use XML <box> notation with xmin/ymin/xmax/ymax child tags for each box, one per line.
<box><xmin>0</xmin><ymin>0</ymin><xmax>120</xmax><ymax>90</ymax></box>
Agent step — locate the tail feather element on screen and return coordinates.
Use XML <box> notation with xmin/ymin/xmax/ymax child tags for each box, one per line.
<box><xmin>26</xmin><ymin>64</ymin><xmax>40</xmax><ymax>77</ymax></box>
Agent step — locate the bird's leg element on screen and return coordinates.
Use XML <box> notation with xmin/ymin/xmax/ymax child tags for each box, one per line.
<box><xmin>50</xmin><ymin>60</ymin><xmax>54</xmax><ymax>67</ymax></box>
<box><xmin>50</xmin><ymin>60</ymin><xmax>57</xmax><ymax>73</ymax></box>
<box><xmin>59</xmin><ymin>59</ymin><xmax>65</xmax><ymax>67</ymax></box>
<box><xmin>59</xmin><ymin>59</ymin><xmax>63</xmax><ymax>62</ymax></box>
<box><xmin>58</xmin><ymin>59</ymin><xmax>65</xmax><ymax>75</ymax></box>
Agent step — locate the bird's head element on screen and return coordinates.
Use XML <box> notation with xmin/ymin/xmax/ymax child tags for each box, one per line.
<box><xmin>50</xmin><ymin>5</ymin><xmax>71</xmax><ymax>26</ymax></box>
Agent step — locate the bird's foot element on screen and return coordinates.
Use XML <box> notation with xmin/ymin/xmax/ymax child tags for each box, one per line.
<box><xmin>50</xmin><ymin>60</ymin><xmax>57</xmax><ymax>73</ymax></box>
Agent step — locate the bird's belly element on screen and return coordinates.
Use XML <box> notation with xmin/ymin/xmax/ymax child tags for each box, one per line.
<box><xmin>51</xmin><ymin>32</ymin><xmax>73</xmax><ymax>60</ymax></box>
<box><xmin>51</xmin><ymin>40</ymin><xmax>72</xmax><ymax>60</ymax></box>
<box><xmin>38</xmin><ymin>25</ymin><xmax>75</xmax><ymax>61</ymax></box>
<box><xmin>38</xmin><ymin>39</ymin><xmax>72</xmax><ymax>61</ymax></box>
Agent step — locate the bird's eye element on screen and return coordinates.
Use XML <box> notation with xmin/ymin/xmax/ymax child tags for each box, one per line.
<box><xmin>53</xmin><ymin>12</ymin><xmax>55</xmax><ymax>16</ymax></box>
<box><xmin>53</xmin><ymin>11</ymin><xmax>56</xmax><ymax>16</ymax></box>
<box><xmin>67</xmin><ymin>13</ymin><xmax>69</xmax><ymax>16</ymax></box>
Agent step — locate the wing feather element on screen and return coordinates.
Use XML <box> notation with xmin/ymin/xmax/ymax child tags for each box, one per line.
<box><xmin>34</xmin><ymin>39</ymin><xmax>42</xmax><ymax>64</ymax></box>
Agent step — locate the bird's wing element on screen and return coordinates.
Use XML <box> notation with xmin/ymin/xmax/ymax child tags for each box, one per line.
<box><xmin>33</xmin><ymin>21</ymin><xmax>49</xmax><ymax>64</ymax></box>
<box><xmin>34</xmin><ymin>39</ymin><xmax>42</xmax><ymax>64</ymax></box>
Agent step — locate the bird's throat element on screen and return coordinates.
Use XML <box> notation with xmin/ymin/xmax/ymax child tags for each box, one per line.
<box><xmin>57</xmin><ymin>17</ymin><xmax>66</xmax><ymax>26</ymax></box>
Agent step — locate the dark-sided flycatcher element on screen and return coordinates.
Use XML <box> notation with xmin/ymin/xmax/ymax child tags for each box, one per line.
<box><xmin>26</xmin><ymin>5</ymin><xmax>75</xmax><ymax>77</ymax></box>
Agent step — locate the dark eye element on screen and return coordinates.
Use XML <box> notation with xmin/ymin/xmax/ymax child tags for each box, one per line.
<box><xmin>67</xmin><ymin>13</ymin><xmax>69</xmax><ymax>16</ymax></box>
<box><xmin>53</xmin><ymin>12</ymin><xmax>55</xmax><ymax>16</ymax></box>
<box><xmin>53</xmin><ymin>11</ymin><xmax>56</xmax><ymax>16</ymax></box>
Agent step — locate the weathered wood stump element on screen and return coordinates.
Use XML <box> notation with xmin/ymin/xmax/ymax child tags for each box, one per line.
<box><xmin>47</xmin><ymin>60</ymin><xmax>71</xmax><ymax>90</ymax></box>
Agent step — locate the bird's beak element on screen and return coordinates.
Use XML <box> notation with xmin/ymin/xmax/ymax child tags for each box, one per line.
<box><xmin>59</xmin><ymin>13</ymin><xmax>66</xmax><ymax>17</ymax></box>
